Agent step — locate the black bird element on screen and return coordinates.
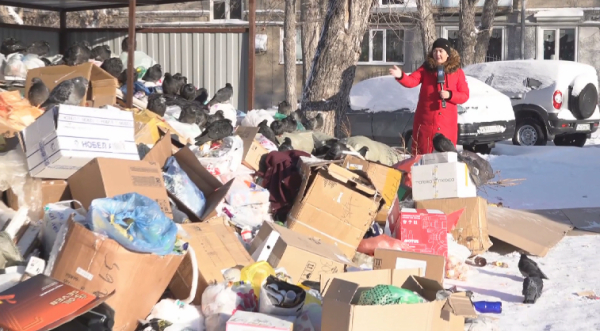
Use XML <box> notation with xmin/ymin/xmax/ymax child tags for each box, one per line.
<box><xmin>313</xmin><ymin>113</ymin><xmax>324</xmax><ymax>130</ymax></box>
<box><xmin>179</xmin><ymin>104</ymin><xmax>198</xmax><ymax>125</ymax></box>
<box><xmin>143</xmin><ymin>64</ymin><xmax>163</xmax><ymax>83</ymax></box>
<box><xmin>194</xmin><ymin>87</ymin><xmax>209</xmax><ymax>105</ymax></box>
<box><xmin>304</xmin><ymin>113</ymin><xmax>324</xmax><ymax>131</ymax></box>
<box><xmin>41</xmin><ymin>58</ymin><xmax>52</xmax><ymax>66</ymax></box>
<box><xmin>278</xmin><ymin>137</ymin><xmax>294</xmax><ymax>152</ymax></box>
<box><xmin>63</xmin><ymin>41</ymin><xmax>91</xmax><ymax>66</ymax></box>
<box><xmin>518</xmin><ymin>254</ymin><xmax>549</xmax><ymax>279</ymax></box>
<box><xmin>180</xmin><ymin>84</ymin><xmax>197</xmax><ymax>101</ymax></box>
<box><xmin>1</xmin><ymin>37</ymin><xmax>26</xmax><ymax>56</ymax></box>
<box><xmin>207</xmin><ymin>83</ymin><xmax>233</xmax><ymax>107</ymax></box>
<box><xmin>433</xmin><ymin>133</ymin><xmax>458</xmax><ymax>153</ymax></box>
<box><xmin>162</xmin><ymin>73</ymin><xmax>180</xmax><ymax>95</ymax></box>
<box><xmin>172</xmin><ymin>73</ymin><xmax>188</xmax><ymax>95</ymax></box>
<box><xmin>100</xmin><ymin>58</ymin><xmax>124</xmax><ymax>79</ymax></box>
<box><xmin>91</xmin><ymin>45</ymin><xmax>111</xmax><ymax>61</ymax></box>
<box><xmin>357</xmin><ymin>146</ymin><xmax>369</xmax><ymax>158</ymax></box>
<box><xmin>278</xmin><ymin>100</ymin><xmax>292</xmax><ymax>116</ymax></box>
<box><xmin>522</xmin><ymin>276</ymin><xmax>544</xmax><ymax>304</ymax></box>
<box><xmin>195</xmin><ymin>119</ymin><xmax>233</xmax><ymax>146</ymax></box>
<box><xmin>28</xmin><ymin>77</ymin><xmax>49</xmax><ymax>107</ymax></box>
<box><xmin>281</xmin><ymin>115</ymin><xmax>297</xmax><ymax>133</ymax></box>
<box><xmin>26</xmin><ymin>41</ymin><xmax>50</xmax><ymax>57</ymax></box>
<box><xmin>313</xmin><ymin>138</ymin><xmax>338</xmax><ymax>157</ymax></box>
<box><xmin>118</xmin><ymin>67</ymin><xmax>141</xmax><ymax>87</ymax></box>
<box><xmin>270</xmin><ymin>120</ymin><xmax>286</xmax><ymax>136</ymax></box>
<box><xmin>325</xmin><ymin>141</ymin><xmax>350</xmax><ymax>161</ymax></box>
<box><xmin>258</xmin><ymin>119</ymin><xmax>279</xmax><ymax>145</ymax></box>
<box><xmin>147</xmin><ymin>93</ymin><xmax>167</xmax><ymax>117</ymax></box>
<box><xmin>41</xmin><ymin>76</ymin><xmax>89</xmax><ymax>110</ymax></box>
<box><xmin>195</xmin><ymin>110</ymin><xmax>208</xmax><ymax>129</ymax></box>
<box><xmin>206</xmin><ymin>110</ymin><xmax>225</xmax><ymax>125</ymax></box>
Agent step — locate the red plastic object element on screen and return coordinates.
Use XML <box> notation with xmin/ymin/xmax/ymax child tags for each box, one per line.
<box><xmin>357</xmin><ymin>234</ymin><xmax>411</xmax><ymax>256</ymax></box>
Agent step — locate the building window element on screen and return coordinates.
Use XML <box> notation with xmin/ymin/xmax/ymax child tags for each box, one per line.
<box><xmin>538</xmin><ymin>28</ymin><xmax>576</xmax><ymax>61</ymax></box>
<box><xmin>212</xmin><ymin>0</ymin><xmax>242</xmax><ymax>20</ymax></box>
<box><xmin>279</xmin><ymin>28</ymin><xmax>303</xmax><ymax>64</ymax></box>
<box><xmin>442</xmin><ymin>26</ymin><xmax>505</xmax><ymax>62</ymax></box>
<box><xmin>358</xmin><ymin>29</ymin><xmax>405</xmax><ymax>64</ymax></box>
<box><xmin>379</xmin><ymin>0</ymin><xmax>405</xmax><ymax>5</ymax></box>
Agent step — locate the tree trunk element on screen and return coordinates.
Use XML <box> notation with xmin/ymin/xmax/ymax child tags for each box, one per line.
<box><xmin>283</xmin><ymin>0</ymin><xmax>298</xmax><ymax>110</ymax></box>
<box><xmin>458</xmin><ymin>0</ymin><xmax>478</xmax><ymax>67</ymax></box>
<box><xmin>301</xmin><ymin>0</ymin><xmax>375</xmax><ymax>137</ymax></box>
<box><xmin>415</xmin><ymin>0</ymin><xmax>437</xmax><ymax>60</ymax></box>
<box><xmin>474</xmin><ymin>0</ymin><xmax>499</xmax><ymax>63</ymax></box>
<box><xmin>300</xmin><ymin>0</ymin><xmax>328</xmax><ymax>90</ymax></box>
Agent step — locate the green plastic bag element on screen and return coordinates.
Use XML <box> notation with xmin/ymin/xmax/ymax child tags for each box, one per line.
<box><xmin>357</xmin><ymin>285</ymin><xmax>426</xmax><ymax>305</ymax></box>
<box><xmin>273</xmin><ymin>112</ymin><xmax>306</xmax><ymax>131</ymax></box>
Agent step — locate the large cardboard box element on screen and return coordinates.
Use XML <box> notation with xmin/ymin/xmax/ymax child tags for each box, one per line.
<box><xmin>68</xmin><ymin>158</ymin><xmax>172</xmax><ymax>218</ymax></box>
<box><xmin>20</xmin><ymin>105</ymin><xmax>139</xmax><ymax>179</ymax></box>
<box><xmin>287</xmin><ymin>161</ymin><xmax>382</xmax><ymax>257</ymax></box>
<box><xmin>320</xmin><ymin>269</ymin><xmax>476</xmax><ymax>331</ymax></box>
<box><xmin>416</xmin><ymin>197</ymin><xmax>493</xmax><ymax>255</ymax></box>
<box><xmin>250</xmin><ymin>222</ymin><xmax>352</xmax><ymax>283</ymax></box>
<box><xmin>6</xmin><ymin>179</ymin><xmax>71</xmax><ymax>219</ymax></box>
<box><xmin>373</xmin><ymin>248</ymin><xmax>446</xmax><ymax>284</ymax></box>
<box><xmin>392</xmin><ymin>208</ymin><xmax>450</xmax><ymax>257</ymax></box>
<box><xmin>50</xmin><ymin>220</ymin><xmax>184</xmax><ymax>331</ymax></box>
<box><xmin>411</xmin><ymin>162</ymin><xmax>476</xmax><ymax>200</ymax></box>
<box><xmin>25</xmin><ymin>62</ymin><xmax>118</xmax><ymax>108</ymax></box>
<box><xmin>236</xmin><ymin>127</ymin><xmax>269</xmax><ymax>171</ymax></box>
<box><xmin>169</xmin><ymin>219</ymin><xmax>255</xmax><ymax>305</ymax></box>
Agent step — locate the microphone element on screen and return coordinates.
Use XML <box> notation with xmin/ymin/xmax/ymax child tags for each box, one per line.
<box><xmin>437</xmin><ymin>65</ymin><xmax>446</xmax><ymax>108</ymax></box>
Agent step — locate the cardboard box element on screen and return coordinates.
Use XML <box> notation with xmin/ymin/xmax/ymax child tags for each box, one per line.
<box><xmin>421</xmin><ymin>152</ymin><xmax>458</xmax><ymax>165</ymax></box>
<box><xmin>0</xmin><ymin>274</ymin><xmax>112</xmax><ymax>331</ymax></box>
<box><xmin>68</xmin><ymin>158</ymin><xmax>172</xmax><ymax>218</ymax></box>
<box><xmin>373</xmin><ymin>248</ymin><xmax>446</xmax><ymax>284</ymax></box>
<box><xmin>393</xmin><ymin>155</ymin><xmax>422</xmax><ymax>200</ymax></box>
<box><xmin>287</xmin><ymin>161</ymin><xmax>382</xmax><ymax>257</ymax></box>
<box><xmin>169</xmin><ymin>219</ymin><xmax>255</xmax><ymax>305</ymax></box>
<box><xmin>416</xmin><ymin>197</ymin><xmax>493</xmax><ymax>255</ymax></box>
<box><xmin>19</xmin><ymin>105</ymin><xmax>139</xmax><ymax>179</ymax></box>
<box><xmin>6</xmin><ymin>179</ymin><xmax>71</xmax><ymax>219</ymax></box>
<box><xmin>25</xmin><ymin>63</ymin><xmax>118</xmax><ymax>108</ymax></box>
<box><xmin>226</xmin><ymin>311</ymin><xmax>295</xmax><ymax>331</ymax></box>
<box><xmin>50</xmin><ymin>220</ymin><xmax>184</xmax><ymax>331</ymax></box>
<box><xmin>392</xmin><ymin>208</ymin><xmax>449</xmax><ymax>257</ymax></box>
<box><xmin>411</xmin><ymin>162</ymin><xmax>476</xmax><ymax>201</ymax></box>
<box><xmin>249</xmin><ymin>222</ymin><xmax>352</xmax><ymax>283</ymax></box>
<box><xmin>143</xmin><ymin>133</ymin><xmax>233</xmax><ymax>222</ymax></box>
<box><xmin>236</xmin><ymin>126</ymin><xmax>269</xmax><ymax>171</ymax></box>
<box><xmin>320</xmin><ymin>269</ymin><xmax>476</xmax><ymax>331</ymax></box>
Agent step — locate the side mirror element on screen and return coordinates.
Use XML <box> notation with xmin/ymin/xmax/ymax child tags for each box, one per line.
<box><xmin>510</xmin><ymin>93</ymin><xmax>523</xmax><ymax>100</ymax></box>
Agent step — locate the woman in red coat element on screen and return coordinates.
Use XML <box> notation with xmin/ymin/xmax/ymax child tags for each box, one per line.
<box><xmin>389</xmin><ymin>38</ymin><xmax>470</xmax><ymax>155</ymax></box>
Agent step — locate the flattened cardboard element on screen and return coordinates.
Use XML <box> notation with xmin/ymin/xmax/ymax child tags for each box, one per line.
<box><xmin>373</xmin><ymin>248</ymin><xmax>446</xmax><ymax>284</ymax></box>
<box><xmin>487</xmin><ymin>207</ymin><xmax>573</xmax><ymax>257</ymax></box>
<box><xmin>0</xmin><ymin>274</ymin><xmax>113</xmax><ymax>331</ymax></box>
<box><xmin>50</xmin><ymin>220</ymin><xmax>184</xmax><ymax>331</ymax></box>
<box><xmin>6</xmin><ymin>179</ymin><xmax>71</xmax><ymax>219</ymax></box>
<box><xmin>67</xmin><ymin>158</ymin><xmax>172</xmax><ymax>218</ymax></box>
<box><xmin>169</xmin><ymin>219</ymin><xmax>254</xmax><ymax>305</ymax></box>
<box><xmin>560</xmin><ymin>208</ymin><xmax>600</xmax><ymax>233</ymax></box>
<box><xmin>343</xmin><ymin>155</ymin><xmax>403</xmax><ymax>208</ymax></box>
<box><xmin>415</xmin><ymin>197</ymin><xmax>493</xmax><ymax>255</ymax></box>
<box><xmin>235</xmin><ymin>126</ymin><xmax>269</xmax><ymax>171</ymax></box>
<box><xmin>25</xmin><ymin>63</ymin><xmax>117</xmax><ymax>108</ymax></box>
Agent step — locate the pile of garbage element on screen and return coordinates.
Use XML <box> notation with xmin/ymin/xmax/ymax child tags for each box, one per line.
<box><xmin>0</xmin><ymin>43</ymin><xmax>518</xmax><ymax>331</ymax></box>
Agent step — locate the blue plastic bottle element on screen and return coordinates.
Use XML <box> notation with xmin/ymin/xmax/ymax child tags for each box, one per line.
<box><xmin>473</xmin><ymin>301</ymin><xmax>502</xmax><ymax>314</ymax></box>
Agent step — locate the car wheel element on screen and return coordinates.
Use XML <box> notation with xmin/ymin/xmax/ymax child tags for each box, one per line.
<box><xmin>463</xmin><ymin>144</ymin><xmax>493</xmax><ymax>154</ymax></box>
<box><xmin>553</xmin><ymin>133</ymin><xmax>587</xmax><ymax>147</ymax></box>
<box><xmin>512</xmin><ymin>117</ymin><xmax>547</xmax><ymax>146</ymax></box>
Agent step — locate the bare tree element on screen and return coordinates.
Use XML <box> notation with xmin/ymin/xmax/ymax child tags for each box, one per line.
<box><xmin>474</xmin><ymin>0</ymin><xmax>499</xmax><ymax>63</ymax></box>
<box><xmin>301</xmin><ymin>0</ymin><xmax>376</xmax><ymax>136</ymax></box>
<box><xmin>458</xmin><ymin>0</ymin><xmax>478</xmax><ymax>66</ymax></box>
<box><xmin>299</xmin><ymin>0</ymin><xmax>327</xmax><ymax>89</ymax></box>
<box><xmin>415</xmin><ymin>0</ymin><xmax>437</xmax><ymax>60</ymax></box>
<box><xmin>283</xmin><ymin>0</ymin><xmax>298</xmax><ymax>109</ymax></box>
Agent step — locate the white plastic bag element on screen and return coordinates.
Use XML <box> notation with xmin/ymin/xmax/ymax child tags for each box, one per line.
<box><xmin>195</xmin><ymin>136</ymin><xmax>244</xmax><ymax>176</ymax></box>
<box><xmin>209</xmin><ymin>103</ymin><xmax>237</xmax><ymax>125</ymax></box>
<box><xmin>446</xmin><ymin>233</ymin><xmax>472</xmax><ymax>281</ymax></box>
<box><xmin>22</xmin><ymin>54</ymin><xmax>45</xmax><ymax>70</ymax></box>
<box><xmin>4</xmin><ymin>53</ymin><xmax>26</xmax><ymax>79</ymax></box>
<box><xmin>41</xmin><ymin>201</ymin><xmax>86</xmax><ymax>256</ymax></box>
<box><xmin>241</xmin><ymin>109</ymin><xmax>275</xmax><ymax>127</ymax></box>
<box><xmin>164</xmin><ymin>114</ymin><xmax>202</xmax><ymax>143</ymax></box>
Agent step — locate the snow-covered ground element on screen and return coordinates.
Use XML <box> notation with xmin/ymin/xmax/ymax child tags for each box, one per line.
<box><xmin>445</xmin><ymin>130</ymin><xmax>600</xmax><ymax>331</ymax></box>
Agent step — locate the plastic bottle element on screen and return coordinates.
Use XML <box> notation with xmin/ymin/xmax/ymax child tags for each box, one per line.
<box><xmin>473</xmin><ymin>301</ymin><xmax>502</xmax><ymax>314</ymax></box>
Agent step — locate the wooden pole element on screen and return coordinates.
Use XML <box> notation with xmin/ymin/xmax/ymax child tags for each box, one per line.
<box><xmin>126</xmin><ymin>0</ymin><xmax>136</xmax><ymax>108</ymax></box>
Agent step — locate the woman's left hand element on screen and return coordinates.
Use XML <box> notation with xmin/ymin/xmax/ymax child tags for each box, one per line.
<box><xmin>440</xmin><ymin>90</ymin><xmax>450</xmax><ymax>100</ymax></box>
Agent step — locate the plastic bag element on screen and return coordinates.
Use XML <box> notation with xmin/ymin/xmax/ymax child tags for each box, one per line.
<box><xmin>241</xmin><ymin>109</ymin><xmax>275</xmax><ymax>127</ymax></box>
<box><xmin>86</xmin><ymin>193</ymin><xmax>178</xmax><ymax>255</ymax></box>
<box><xmin>226</xmin><ymin>178</ymin><xmax>270</xmax><ymax>207</ymax></box>
<box><xmin>0</xmin><ymin>148</ymin><xmax>42</xmax><ymax>217</ymax></box>
<box><xmin>164</xmin><ymin>115</ymin><xmax>202</xmax><ymax>143</ymax></box>
<box><xmin>195</xmin><ymin>136</ymin><xmax>244</xmax><ymax>176</ymax></box>
<box><xmin>209</xmin><ymin>103</ymin><xmax>237</xmax><ymax>125</ymax></box>
<box><xmin>4</xmin><ymin>53</ymin><xmax>26</xmax><ymax>79</ymax></box>
<box><xmin>357</xmin><ymin>285</ymin><xmax>426</xmax><ymax>305</ymax></box>
<box><xmin>446</xmin><ymin>234</ymin><xmax>472</xmax><ymax>281</ymax></box>
<box><xmin>22</xmin><ymin>54</ymin><xmax>45</xmax><ymax>71</ymax></box>
<box><xmin>279</xmin><ymin>131</ymin><xmax>314</xmax><ymax>153</ymax></box>
<box><xmin>294</xmin><ymin>303</ymin><xmax>322</xmax><ymax>331</ymax></box>
<box><xmin>42</xmin><ymin>201</ymin><xmax>86</xmax><ymax>256</ymax></box>
<box><xmin>217</xmin><ymin>164</ymin><xmax>254</xmax><ymax>184</ymax></box>
<box><xmin>256</xmin><ymin>133</ymin><xmax>278</xmax><ymax>152</ymax></box>
<box><xmin>163</xmin><ymin>156</ymin><xmax>207</xmax><ymax>219</ymax></box>
<box><xmin>202</xmin><ymin>282</ymin><xmax>258</xmax><ymax>331</ymax></box>
<box><xmin>346</xmin><ymin>136</ymin><xmax>408</xmax><ymax>167</ymax></box>
<box><xmin>357</xmin><ymin>234</ymin><xmax>411</xmax><ymax>256</ymax></box>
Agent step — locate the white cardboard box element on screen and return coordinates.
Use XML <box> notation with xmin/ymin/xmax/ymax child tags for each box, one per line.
<box><xmin>421</xmin><ymin>152</ymin><xmax>458</xmax><ymax>165</ymax></box>
<box><xmin>226</xmin><ymin>311</ymin><xmax>295</xmax><ymax>331</ymax></box>
<box><xmin>21</xmin><ymin>105</ymin><xmax>139</xmax><ymax>179</ymax></box>
<box><xmin>411</xmin><ymin>162</ymin><xmax>476</xmax><ymax>200</ymax></box>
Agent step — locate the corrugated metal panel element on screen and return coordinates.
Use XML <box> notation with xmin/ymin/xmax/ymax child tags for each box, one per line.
<box><xmin>67</xmin><ymin>31</ymin><xmax>249</xmax><ymax>110</ymax></box>
<box><xmin>0</xmin><ymin>27</ymin><xmax>60</xmax><ymax>55</ymax></box>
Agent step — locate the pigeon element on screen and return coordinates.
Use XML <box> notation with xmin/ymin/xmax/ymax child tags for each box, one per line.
<box><xmin>63</xmin><ymin>41</ymin><xmax>91</xmax><ymax>66</ymax></box>
<box><xmin>281</xmin><ymin>115</ymin><xmax>297</xmax><ymax>133</ymax></box>
<box><xmin>518</xmin><ymin>254</ymin><xmax>549</xmax><ymax>279</ymax></box>
<box><xmin>194</xmin><ymin>88</ymin><xmax>209</xmax><ymax>105</ymax></box>
<box><xmin>26</xmin><ymin>41</ymin><xmax>50</xmax><ymax>57</ymax></box>
<box><xmin>195</xmin><ymin>110</ymin><xmax>208</xmax><ymax>129</ymax></box>
<box><xmin>313</xmin><ymin>138</ymin><xmax>338</xmax><ymax>157</ymax></box>
<box><xmin>258</xmin><ymin>119</ymin><xmax>279</xmax><ymax>145</ymax></box>
<box><xmin>278</xmin><ymin>137</ymin><xmax>294</xmax><ymax>152</ymax></box>
<box><xmin>180</xmin><ymin>84</ymin><xmax>197</xmax><ymax>101</ymax></box>
<box><xmin>433</xmin><ymin>133</ymin><xmax>458</xmax><ymax>153</ymax></box>
<box><xmin>195</xmin><ymin>119</ymin><xmax>233</xmax><ymax>146</ymax></box>
<box><xmin>121</xmin><ymin>37</ymin><xmax>136</xmax><ymax>53</ymax></box>
<box><xmin>162</xmin><ymin>73</ymin><xmax>180</xmax><ymax>95</ymax></box>
<box><xmin>207</xmin><ymin>83</ymin><xmax>233</xmax><ymax>107</ymax></box>
<box><xmin>522</xmin><ymin>276</ymin><xmax>544</xmax><ymax>304</ymax></box>
<box><xmin>91</xmin><ymin>45</ymin><xmax>111</xmax><ymax>61</ymax></box>
<box><xmin>278</xmin><ymin>100</ymin><xmax>292</xmax><ymax>116</ymax></box>
<box><xmin>270</xmin><ymin>120</ymin><xmax>286</xmax><ymax>136</ymax></box>
<box><xmin>206</xmin><ymin>110</ymin><xmax>226</xmax><ymax>126</ymax></box>
<box><xmin>325</xmin><ymin>141</ymin><xmax>351</xmax><ymax>161</ymax></box>
<box><xmin>1</xmin><ymin>37</ymin><xmax>26</xmax><ymax>56</ymax></box>
<box><xmin>178</xmin><ymin>104</ymin><xmax>198</xmax><ymax>124</ymax></box>
<box><xmin>172</xmin><ymin>73</ymin><xmax>188</xmax><ymax>94</ymax></box>
<box><xmin>118</xmin><ymin>67</ymin><xmax>141</xmax><ymax>86</ymax></box>
<box><xmin>28</xmin><ymin>77</ymin><xmax>49</xmax><ymax>107</ymax></box>
<box><xmin>41</xmin><ymin>58</ymin><xmax>52</xmax><ymax>66</ymax></box>
<box><xmin>357</xmin><ymin>146</ymin><xmax>369</xmax><ymax>158</ymax></box>
<box><xmin>147</xmin><ymin>93</ymin><xmax>167</xmax><ymax>117</ymax></box>
<box><xmin>304</xmin><ymin>113</ymin><xmax>324</xmax><ymax>131</ymax></box>
<box><xmin>41</xmin><ymin>76</ymin><xmax>89</xmax><ymax>110</ymax></box>
<box><xmin>100</xmin><ymin>58</ymin><xmax>124</xmax><ymax>79</ymax></box>
<box><xmin>143</xmin><ymin>64</ymin><xmax>163</xmax><ymax>83</ymax></box>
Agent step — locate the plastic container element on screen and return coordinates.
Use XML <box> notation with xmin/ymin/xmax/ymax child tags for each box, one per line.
<box><xmin>240</xmin><ymin>261</ymin><xmax>276</xmax><ymax>297</ymax></box>
<box><xmin>473</xmin><ymin>301</ymin><xmax>502</xmax><ymax>314</ymax></box>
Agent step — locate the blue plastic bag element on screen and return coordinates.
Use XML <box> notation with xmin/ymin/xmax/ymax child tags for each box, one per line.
<box><xmin>87</xmin><ymin>193</ymin><xmax>178</xmax><ymax>256</ymax></box>
<box><xmin>163</xmin><ymin>156</ymin><xmax>207</xmax><ymax>218</ymax></box>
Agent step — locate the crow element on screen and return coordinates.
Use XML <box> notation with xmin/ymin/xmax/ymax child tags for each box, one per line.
<box><xmin>281</xmin><ymin>115</ymin><xmax>297</xmax><ymax>133</ymax></box>
<box><xmin>147</xmin><ymin>93</ymin><xmax>167</xmax><ymax>117</ymax></box>
<box><xmin>207</xmin><ymin>83</ymin><xmax>233</xmax><ymax>107</ymax></box>
<box><xmin>433</xmin><ymin>133</ymin><xmax>458</xmax><ymax>153</ymax></box>
<box><xmin>195</xmin><ymin>119</ymin><xmax>233</xmax><ymax>146</ymax></box>
<box><xmin>143</xmin><ymin>64</ymin><xmax>163</xmax><ymax>83</ymax></box>
<box><xmin>270</xmin><ymin>120</ymin><xmax>286</xmax><ymax>136</ymax></box>
<box><xmin>357</xmin><ymin>146</ymin><xmax>369</xmax><ymax>158</ymax></box>
<box><xmin>518</xmin><ymin>254</ymin><xmax>549</xmax><ymax>280</ymax></box>
<box><xmin>100</xmin><ymin>58</ymin><xmax>124</xmax><ymax>79</ymax></box>
<box><xmin>277</xmin><ymin>100</ymin><xmax>292</xmax><ymax>116</ymax></box>
<box><xmin>28</xmin><ymin>77</ymin><xmax>49</xmax><ymax>108</ymax></box>
<box><xmin>91</xmin><ymin>45</ymin><xmax>111</xmax><ymax>62</ymax></box>
<box><xmin>278</xmin><ymin>137</ymin><xmax>294</xmax><ymax>152</ymax></box>
<box><xmin>180</xmin><ymin>84</ymin><xmax>197</xmax><ymax>101</ymax></box>
<box><xmin>206</xmin><ymin>110</ymin><xmax>225</xmax><ymax>125</ymax></box>
<box><xmin>194</xmin><ymin>87</ymin><xmax>209</xmax><ymax>105</ymax></box>
<box><xmin>26</xmin><ymin>41</ymin><xmax>51</xmax><ymax>57</ymax></box>
<box><xmin>41</xmin><ymin>77</ymin><xmax>89</xmax><ymax>110</ymax></box>
<box><xmin>522</xmin><ymin>276</ymin><xmax>544</xmax><ymax>304</ymax></box>
<box><xmin>258</xmin><ymin>119</ymin><xmax>279</xmax><ymax>145</ymax></box>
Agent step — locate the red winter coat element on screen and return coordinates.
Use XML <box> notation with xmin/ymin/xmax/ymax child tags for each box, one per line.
<box><xmin>396</xmin><ymin>51</ymin><xmax>470</xmax><ymax>155</ymax></box>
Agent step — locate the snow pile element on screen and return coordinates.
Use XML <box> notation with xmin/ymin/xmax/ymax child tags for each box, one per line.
<box><xmin>571</xmin><ymin>72</ymin><xmax>597</xmax><ymax>97</ymax></box>
<box><xmin>534</xmin><ymin>8</ymin><xmax>584</xmax><ymax>18</ymax></box>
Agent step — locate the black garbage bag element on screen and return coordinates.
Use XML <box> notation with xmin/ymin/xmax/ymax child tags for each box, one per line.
<box><xmin>459</xmin><ymin>150</ymin><xmax>495</xmax><ymax>187</ymax></box>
